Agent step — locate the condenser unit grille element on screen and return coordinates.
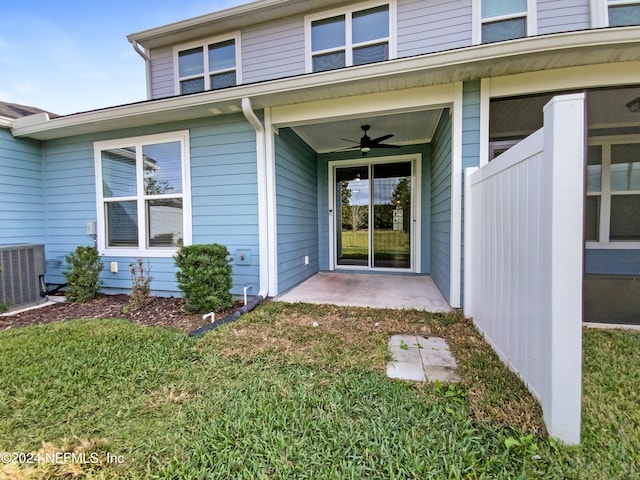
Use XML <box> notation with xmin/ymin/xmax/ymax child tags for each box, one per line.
<box><xmin>0</xmin><ymin>244</ymin><xmax>45</xmax><ymax>308</ymax></box>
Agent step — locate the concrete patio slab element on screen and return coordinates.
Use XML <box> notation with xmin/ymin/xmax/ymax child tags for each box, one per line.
<box><xmin>387</xmin><ymin>360</ymin><xmax>426</xmax><ymax>382</ymax></box>
<box><xmin>387</xmin><ymin>334</ymin><xmax>460</xmax><ymax>383</ymax></box>
<box><xmin>276</xmin><ymin>272</ymin><xmax>452</xmax><ymax>312</ymax></box>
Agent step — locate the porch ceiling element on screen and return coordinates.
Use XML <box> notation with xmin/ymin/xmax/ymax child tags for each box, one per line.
<box><xmin>12</xmin><ymin>27</ymin><xmax>640</xmax><ymax>141</ymax></box>
<box><xmin>491</xmin><ymin>86</ymin><xmax>640</xmax><ymax>138</ymax></box>
<box><xmin>290</xmin><ymin>110</ymin><xmax>444</xmax><ymax>153</ymax></box>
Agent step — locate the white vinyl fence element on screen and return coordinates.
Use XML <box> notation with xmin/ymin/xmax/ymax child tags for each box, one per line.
<box><xmin>464</xmin><ymin>94</ymin><xmax>585</xmax><ymax>445</ymax></box>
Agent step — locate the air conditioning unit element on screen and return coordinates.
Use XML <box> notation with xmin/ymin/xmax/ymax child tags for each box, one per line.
<box><xmin>0</xmin><ymin>244</ymin><xmax>45</xmax><ymax>309</ymax></box>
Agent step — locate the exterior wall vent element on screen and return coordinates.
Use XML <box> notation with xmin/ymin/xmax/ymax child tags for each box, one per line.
<box><xmin>0</xmin><ymin>244</ymin><xmax>45</xmax><ymax>309</ymax></box>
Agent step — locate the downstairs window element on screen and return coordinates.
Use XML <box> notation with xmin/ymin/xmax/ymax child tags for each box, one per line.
<box><xmin>94</xmin><ymin>131</ymin><xmax>192</xmax><ymax>256</ymax></box>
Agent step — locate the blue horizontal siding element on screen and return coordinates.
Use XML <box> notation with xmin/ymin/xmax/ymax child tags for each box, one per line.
<box><xmin>459</xmin><ymin>80</ymin><xmax>482</xmax><ymax>307</ymax></box>
<box><xmin>0</xmin><ymin>128</ymin><xmax>45</xmax><ymax>245</ymax></box>
<box><xmin>40</xmin><ymin>114</ymin><xmax>260</xmax><ymax>298</ymax></box>
<box><xmin>430</xmin><ymin>110</ymin><xmax>452</xmax><ymax>302</ymax></box>
<box><xmin>585</xmin><ymin>249</ymin><xmax>640</xmax><ymax>275</ymax></box>
<box><xmin>275</xmin><ymin>128</ymin><xmax>319</xmax><ymax>293</ymax></box>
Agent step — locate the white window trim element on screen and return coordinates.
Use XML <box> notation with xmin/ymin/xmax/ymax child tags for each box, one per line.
<box><xmin>592</xmin><ymin>0</ymin><xmax>640</xmax><ymax>27</ymax></box>
<box><xmin>590</xmin><ymin>0</ymin><xmax>609</xmax><ymax>26</ymax></box>
<box><xmin>173</xmin><ymin>32</ymin><xmax>242</xmax><ymax>95</ymax></box>
<box><xmin>586</xmin><ymin>134</ymin><xmax>640</xmax><ymax>249</ymax></box>
<box><xmin>94</xmin><ymin>130</ymin><xmax>192</xmax><ymax>258</ymax></box>
<box><xmin>472</xmin><ymin>0</ymin><xmax>537</xmax><ymax>45</ymax></box>
<box><xmin>327</xmin><ymin>153</ymin><xmax>422</xmax><ymax>273</ymax></box>
<box><xmin>304</xmin><ymin>0</ymin><xmax>397</xmax><ymax>73</ymax></box>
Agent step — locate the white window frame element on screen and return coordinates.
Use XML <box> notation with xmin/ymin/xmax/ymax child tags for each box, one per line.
<box><xmin>304</xmin><ymin>0</ymin><xmax>397</xmax><ymax>73</ymax></box>
<box><xmin>173</xmin><ymin>32</ymin><xmax>242</xmax><ymax>95</ymax></box>
<box><xmin>327</xmin><ymin>154</ymin><xmax>422</xmax><ymax>273</ymax></box>
<box><xmin>592</xmin><ymin>0</ymin><xmax>640</xmax><ymax>27</ymax></box>
<box><xmin>586</xmin><ymin>135</ymin><xmax>640</xmax><ymax>250</ymax></box>
<box><xmin>472</xmin><ymin>0</ymin><xmax>537</xmax><ymax>45</ymax></box>
<box><xmin>94</xmin><ymin>130</ymin><xmax>192</xmax><ymax>258</ymax></box>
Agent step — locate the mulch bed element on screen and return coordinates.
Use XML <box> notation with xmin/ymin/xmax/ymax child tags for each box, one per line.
<box><xmin>0</xmin><ymin>294</ymin><xmax>245</xmax><ymax>333</ymax></box>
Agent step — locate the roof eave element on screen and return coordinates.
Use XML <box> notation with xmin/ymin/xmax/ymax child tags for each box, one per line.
<box><xmin>13</xmin><ymin>27</ymin><xmax>640</xmax><ymax>141</ymax></box>
<box><xmin>127</xmin><ymin>0</ymin><xmax>345</xmax><ymax>49</ymax></box>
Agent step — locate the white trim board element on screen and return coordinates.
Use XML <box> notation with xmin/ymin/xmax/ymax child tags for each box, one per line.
<box><xmin>327</xmin><ymin>154</ymin><xmax>422</xmax><ymax>273</ymax></box>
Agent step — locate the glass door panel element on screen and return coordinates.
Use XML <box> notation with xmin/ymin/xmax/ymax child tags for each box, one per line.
<box><xmin>372</xmin><ymin>162</ymin><xmax>411</xmax><ymax>269</ymax></box>
<box><xmin>335</xmin><ymin>166</ymin><xmax>369</xmax><ymax>266</ymax></box>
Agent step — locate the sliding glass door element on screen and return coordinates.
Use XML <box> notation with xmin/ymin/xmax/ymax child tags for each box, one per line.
<box><xmin>336</xmin><ymin>166</ymin><xmax>369</xmax><ymax>266</ymax></box>
<box><xmin>372</xmin><ymin>162</ymin><xmax>412</xmax><ymax>268</ymax></box>
<box><xmin>334</xmin><ymin>160</ymin><xmax>413</xmax><ymax>270</ymax></box>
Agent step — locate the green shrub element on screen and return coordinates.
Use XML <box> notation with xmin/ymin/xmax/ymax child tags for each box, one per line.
<box><xmin>63</xmin><ymin>246</ymin><xmax>104</xmax><ymax>303</ymax></box>
<box><xmin>174</xmin><ymin>244</ymin><xmax>233</xmax><ymax>313</ymax></box>
<box><xmin>0</xmin><ymin>266</ymin><xmax>10</xmax><ymax>312</ymax></box>
<box><xmin>0</xmin><ymin>301</ymin><xmax>11</xmax><ymax>314</ymax></box>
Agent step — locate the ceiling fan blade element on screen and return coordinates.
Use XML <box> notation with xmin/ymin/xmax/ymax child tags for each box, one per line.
<box><xmin>371</xmin><ymin>133</ymin><xmax>394</xmax><ymax>143</ymax></box>
<box><xmin>372</xmin><ymin>143</ymin><xmax>401</xmax><ymax>149</ymax></box>
<box><xmin>333</xmin><ymin>146</ymin><xmax>361</xmax><ymax>152</ymax></box>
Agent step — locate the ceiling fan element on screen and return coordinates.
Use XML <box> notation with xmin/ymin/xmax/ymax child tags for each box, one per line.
<box><xmin>338</xmin><ymin>125</ymin><xmax>401</xmax><ymax>156</ymax></box>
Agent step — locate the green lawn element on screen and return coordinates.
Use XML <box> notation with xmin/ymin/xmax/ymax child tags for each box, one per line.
<box><xmin>341</xmin><ymin>229</ymin><xmax>410</xmax><ymax>259</ymax></box>
<box><xmin>0</xmin><ymin>303</ymin><xmax>638</xmax><ymax>479</ymax></box>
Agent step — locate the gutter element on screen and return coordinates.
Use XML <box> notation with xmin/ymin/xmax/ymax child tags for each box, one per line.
<box><xmin>0</xmin><ymin>117</ymin><xmax>13</xmax><ymax>129</ymax></box>
<box><xmin>10</xmin><ymin>27</ymin><xmax>640</xmax><ymax>140</ymax></box>
<box><xmin>129</xmin><ymin>40</ymin><xmax>153</xmax><ymax>101</ymax></box>
<box><xmin>241</xmin><ymin>97</ymin><xmax>270</xmax><ymax>301</ymax></box>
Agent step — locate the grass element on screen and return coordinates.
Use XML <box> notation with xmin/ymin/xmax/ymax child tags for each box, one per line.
<box><xmin>0</xmin><ymin>303</ymin><xmax>638</xmax><ymax>479</ymax></box>
<box><xmin>341</xmin><ymin>229</ymin><xmax>410</xmax><ymax>259</ymax></box>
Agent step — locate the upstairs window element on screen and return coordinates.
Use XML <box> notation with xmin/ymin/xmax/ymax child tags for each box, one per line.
<box><xmin>175</xmin><ymin>34</ymin><xmax>240</xmax><ymax>95</ymax></box>
<box><xmin>306</xmin><ymin>2</ymin><xmax>394</xmax><ymax>73</ymax></box>
<box><xmin>477</xmin><ymin>0</ymin><xmax>535</xmax><ymax>44</ymax></box>
<box><xmin>607</xmin><ymin>0</ymin><xmax>640</xmax><ymax>26</ymax></box>
<box><xmin>94</xmin><ymin>131</ymin><xmax>192</xmax><ymax>256</ymax></box>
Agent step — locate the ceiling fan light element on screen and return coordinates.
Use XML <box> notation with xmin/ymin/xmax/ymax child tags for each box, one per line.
<box><xmin>361</xmin><ymin>147</ymin><xmax>371</xmax><ymax>153</ymax></box>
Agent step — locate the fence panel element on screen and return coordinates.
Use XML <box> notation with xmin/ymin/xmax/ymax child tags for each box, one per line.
<box><xmin>464</xmin><ymin>94</ymin><xmax>585</xmax><ymax>445</ymax></box>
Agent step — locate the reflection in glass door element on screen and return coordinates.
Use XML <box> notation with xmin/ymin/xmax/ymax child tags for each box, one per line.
<box><xmin>334</xmin><ymin>161</ymin><xmax>413</xmax><ymax>270</ymax></box>
<box><xmin>373</xmin><ymin>162</ymin><xmax>411</xmax><ymax>268</ymax></box>
<box><xmin>336</xmin><ymin>166</ymin><xmax>369</xmax><ymax>266</ymax></box>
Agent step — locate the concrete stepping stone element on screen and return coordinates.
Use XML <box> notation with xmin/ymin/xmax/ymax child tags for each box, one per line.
<box><xmin>387</xmin><ymin>334</ymin><xmax>460</xmax><ymax>383</ymax></box>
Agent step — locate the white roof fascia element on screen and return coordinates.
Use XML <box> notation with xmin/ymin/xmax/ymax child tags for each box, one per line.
<box><xmin>13</xmin><ymin>27</ymin><xmax>640</xmax><ymax>140</ymax></box>
<box><xmin>0</xmin><ymin>117</ymin><xmax>13</xmax><ymax>129</ymax></box>
<box><xmin>127</xmin><ymin>0</ymin><xmax>345</xmax><ymax>49</ymax></box>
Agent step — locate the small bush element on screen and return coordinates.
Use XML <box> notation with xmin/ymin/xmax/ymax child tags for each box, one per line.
<box><xmin>174</xmin><ymin>244</ymin><xmax>233</xmax><ymax>313</ymax></box>
<box><xmin>0</xmin><ymin>301</ymin><xmax>11</xmax><ymax>314</ymax></box>
<box><xmin>129</xmin><ymin>258</ymin><xmax>152</xmax><ymax>309</ymax></box>
<box><xmin>63</xmin><ymin>246</ymin><xmax>104</xmax><ymax>303</ymax></box>
<box><xmin>0</xmin><ymin>266</ymin><xmax>9</xmax><ymax>312</ymax></box>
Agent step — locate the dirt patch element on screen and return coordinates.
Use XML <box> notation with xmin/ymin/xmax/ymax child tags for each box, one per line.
<box><xmin>0</xmin><ymin>294</ymin><xmax>245</xmax><ymax>333</ymax></box>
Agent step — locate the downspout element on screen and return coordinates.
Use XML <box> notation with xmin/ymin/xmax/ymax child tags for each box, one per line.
<box><xmin>242</xmin><ymin>97</ymin><xmax>269</xmax><ymax>301</ymax></box>
<box><xmin>189</xmin><ymin>98</ymin><xmax>268</xmax><ymax>337</ymax></box>
<box><xmin>129</xmin><ymin>40</ymin><xmax>152</xmax><ymax>100</ymax></box>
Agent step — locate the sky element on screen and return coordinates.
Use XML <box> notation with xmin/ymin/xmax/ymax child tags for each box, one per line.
<box><xmin>0</xmin><ymin>0</ymin><xmax>248</xmax><ymax>116</ymax></box>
